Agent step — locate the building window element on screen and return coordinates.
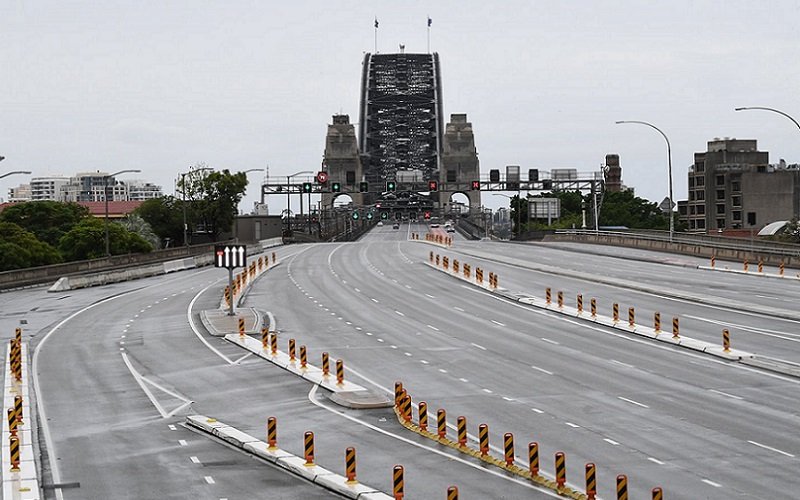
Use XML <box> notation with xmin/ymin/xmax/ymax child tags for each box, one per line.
<box><xmin>696</xmin><ymin>177</ymin><xmax>705</xmax><ymax>186</ymax></box>
<box><xmin>697</xmin><ymin>205</ymin><xmax>705</xmax><ymax>215</ymax></box>
<box><xmin>716</xmin><ymin>204</ymin><xmax>725</xmax><ymax>214</ymax></box>
<box><xmin>731</xmin><ymin>180</ymin><xmax>741</xmax><ymax>192</ymax></box>
<box><xmin>697</xmin><ymin>219</ymin><xmax>705</xmax><ymax>229</ymax></box>
<box><xmin>689</xmin><ymin>191</ymin><xmax>695</xmax><ymax>201</ymax></box>
<box><xmin>697</xmin><ymin>190</ymin><xmax>705</xmax><ymax>200</ymax></box>
<box><xmin>688</xmin><ymin>178</ymin><xmax>695</xmax><ymax>188</ymax></box>
<box><xmin>696</xmin><ymin>164</ymin><xmax>705</xmax><ymax>173</ymax></box>
<box><xmin>716</xmin><ymin>189</ymin><xmax>725</xmax><ymax>200</ymax></box>
<box><xmin>732</xmin><ymin>210</ymin><xmax>742</xmax><ymax>221</ymax></box>
<box><xmin>716</xmin><ymin>174</ymin><xmax>725</xmax><ymax>186</ymax></box>
<box><xmin>689</xmin><ymin>220</ymin><xmax>696</xmax><ymax>229</ymax></box>
<box><xmin>732</xmin><ymin>195</ymin><xmax>741</xmax><ymax>207</ymax></box>
<box><xmin>690</xmin><ymin>206</ymin><xmax>696</xmax><ymax>215</ymax></box>
<box><xmin>757</xmin><ymin>165</ymin><xmax>766</xmax><ymax>173</ymax></box>
<box><xmin>717</xmin><ymin>219</ymin><xmax>726</xmax><ymax>229</ymax></box>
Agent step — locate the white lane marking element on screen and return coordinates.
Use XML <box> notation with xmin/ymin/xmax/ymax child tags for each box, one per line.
<box><xmin>439</xmin><ymin>368</ymin><xmax>448</xmax><ymax>373</ymax></box>
<box><xmin>188</xmin><ymin>282</ymin><xmax>235</xmax><ymax>365</ymax></box>
<box><xmin>354</xmin><ymin>288</ymin><xmax>361</xmax><ymax>293</ymax></box>
<box><xmin>405</xmin><ymin>285</ymin><xmax>412</xmax><ymax>289</ymax></box>
<box><xmin>366</xmin><ymin>332</ymin><xmax>373</xmax><ymax>336</ymax></box>
<box><xmin>531</xmin><ymin>365</ymin><xmax>553</xmax><ymax>375</ymax></box>
<box><xmin>471</xmin><ymin>343</ymin><xmax>487</xmax><ymax>350</ymax></box>
<box><xmin>345</xmin><ymin>321</ymin><xmax>352</xmax><ymax>325</ymax></box>
<box><xmin>684</xmin><ymin>314</ymin><xmax>800</xmax><ymax>343</ymax></box>
<box><xmin>648</xmin><ymin>457</ymin><xmax>665</xmax><ymax>465</ymax></box>
<box><xmin>459</xmin><ymin>378</ymin><xmax>469</xmax><ymax>383</ymax></box>
<box><xmin>482</xmin><ymin>388</ymin><xmax>492</xmax><ymax>394</ymax></box>
<box><xmin>610</xmin><ymin>359</ymin><xmax>634</xmax><ymax>368</ymax></box>
<box><xmin>491</xmin><ymin>320</ymin><xmax>506</xmax><ymax>327</ymax></box>
<box><xmin>168</xmin><ymin>425</ymin><xmax>177</xmax><ymax>431</ymax></box>
<box><xmin>604</xmin><ymin>438</ymin><xmax>619</xmax><ymax>446</ymax></box>
<box><xmin>425</xmin><ymin>293</ymin><xmax>436</xmax><ymax>299</ymax></box>
<box><xmin>747</xmin><ymin>440</ymin><xmax>795</xmax><ymax>457</ymax></box>
<box><xmin>454</xmin><ymin>306</ymin><xmax>465</xmax><ymax>312</ymax></box>
<box><xmin>371</xmin><ymin>298</ymin><xmax>379</xmax><ymax>303</ymax></box>
<box><xmin>565</xmin><ymin>422</ymin><xmax>580</xmax><ymax>428</ymax></box>
<box><xmin>541</xmin><ymin>338</ymin><xmax>560</xmax><ymax>345</ymax></box>
<box><xmin>179</xmin><ymin>440</ymin><xmax>188</xmax><ymax>446</ymax></box>
<box><xmin>204</xmin><ymin>476</ymin><xmax>216</xmax><ymax>484</ymax></box>
<box><xmin>121</xmin><ymin>352</ymin><xmax>169</xmax><ymax>418</ymax></box>
<box><xmin>702</xmin><ymin>479</ymin><xmax>722</xmax><ymax>488</ymax></box>
<box><xmin>404</xmin><ymin>352</ymin><xmax>412</xmax><ymax>357</ymax></box>
<box><xmin>618</xmin><ymin>396</ymin><xmax>649</xmax><ymax>408</ymax></box>
<box><xmin>709</xmin><ymin>389</ymin><xmax>744</xmax><ymax>400</ymax></box>
<box><xmin>233</xmin><ymin>353</ymin><xmax>254</xmax><ymax>364</ymax></box>
<box><xmin>306</xmin><ymin>385</ymin><xmax>557</xmax><ymax>496</ymax></box>
<box><xmin>377</xmin><ymin>339</ymin><xmax>384</xmax><ymax>343</ymax></box>
<box><xmin>390</xmin><ymin>345</ymin><xmax>397</xmax><ymax>349</ymax></box>
<box><xmin>531</xmin><ymin>408</ymin><xmax>544</xmax><ymax>414</ymax></box>
<box><xmin>395</xmin><ymin>310</ymin><xmax>405</xmax><ymax>316</ymax></box>
<box><xmin>502</xmin><ymin>396</ymin><xmax>514</xmax><ymax>401</ymax></box>
<box><xmin>190</xmin><ymin>456</ymin><xmax>201</xmax><ymax>464</ymax></box>
<box><xmin>420</xmin><ymin>360</ymin><xmax>429</xmax><ymax>364</ymax></box>
<box><xmin>427</xmin><ymin>325</ymin><xmax>440</xmax><ymax>331</ymax></box>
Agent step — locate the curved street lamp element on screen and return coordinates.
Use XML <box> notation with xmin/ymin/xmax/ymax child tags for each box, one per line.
<box><xmin>0</xmin><ymin>170</ymin><xmax>32</xmax><ymax>180</ymax></box>
<box><xmin>615</xmin><ymin>120</ymin><xmax>674</xmax><ymax>243</ymax></box>
<box><xmin>735</xmin><ymin>106</ymin><xmax>800</xmax><ymax>133</ymax></box>
<box><xmin>104</xmin><ymin>169</ymin><xmax>141</xmax><ymax>257</ymax></box>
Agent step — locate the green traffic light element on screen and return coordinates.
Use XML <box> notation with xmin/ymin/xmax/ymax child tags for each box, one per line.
<box><xmin>332</xmin><ymin>182</ymin><xmax>341</xmax><ymax>192</ymax></box>
<box><xmin>352</xmin><ymin>211</ymin><xmax>359</xmax><ymax>220</ymax></box>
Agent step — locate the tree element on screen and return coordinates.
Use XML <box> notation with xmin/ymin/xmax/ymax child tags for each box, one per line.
<box><xmin>133</xmin><ymin>196</ymin><xmax>184</xmax><ymax>247</ymax></box>
<box><xmin>0</xmin><ymin>201</ymin><xmax>89</xmax><ymax>246</ymax></box>
<box><xmin>0</xmin><ymin>222</ymin><xmax>63</xmax><ymax>271</ymax></box>
<box><xmin>509</xmin><ymin>195</ymin><xmax>528</xmax><ymax>237</ymax></box>
<box><xmin>58</xmin><ymin>218</ymin><xmax>153</xmax><ymax>261</ymax></box>
<box><xmin>598</xmin><ymin>190</ymin><xmax>669</xmax><ymax>229</ymax></box>
<box><xmin>119</xmin><ymin>214</ymin><xmax>161</xmax><ymax>249</ymax></box>
<box><xmin>189</xmin><ymin>169</ymin><xmax>248</xmax><ymax>241</ymax></box>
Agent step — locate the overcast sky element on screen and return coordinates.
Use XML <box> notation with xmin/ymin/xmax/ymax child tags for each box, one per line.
<box><xmin>2</xmin><ymin>0</ymin><xmax>799</xmax><ymax>214</ymax></box>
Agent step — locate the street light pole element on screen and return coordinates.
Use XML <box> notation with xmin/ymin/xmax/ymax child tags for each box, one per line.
<box><xmin>104</xmin><ymin>169</ymin><xmax>141</xmax><ymax>257</ymax></box>
<box><xmin>735</xmin><ymin>106</ymin><xmax>800</xmax><ymax>133</ymax></box>
<box><xmin>615</xmin><ymin>120</ymin><xmax>674</xmax><ymax>243</ymax></box>
<box><xmin>0</xmin><ymin>170</ymin><xmax>32</xmax><ymax>180</ymax></box>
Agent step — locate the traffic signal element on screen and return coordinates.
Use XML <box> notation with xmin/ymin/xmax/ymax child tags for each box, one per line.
<box><xmin>380</xmin><ymin>211</ymin><xmax>388</xmax><ymax>220</ymax></box>
<box><xmin>366</xmin><ymin>211</ymin><xmax>374</xmax><ymax>220</ymax></box>
<box><xmin>489</xmin><ymin>169</ymin><xmax>500</xmax><ymax>182</ymax></box>
<box><xmin>302</xmin><ymin>182</ymin><xmax>312</xmax><ymax>193</ymax></box>
<box><xmin>428</xmin><ymin>180</ymin><xmax>438</xmax><ymax>192</ymax></box>
<box><xmin>359</xmin><ymin>181</ymin><xmax>369</xmax><ymax>192</ymax></box>
<box><xmin>423</xmin><ymin>211</ymin><xmax>431</xmax><ymax>220</ymax></box>
<box><xmin>471</xmin><ymin>180</ymin><xmax>480</xmax><ymax>190</ymax></box>
<box><xmin>386</xmin><ymin>181</ymin><xmax>396</xmax><ymax>192</ymax></box>
<box><xmin>332</xmin><ymin>182</ymin><xmax>341</xmax><ymax>193</ymax></box>
<box><xmin>352</xmin><ymin>211</ymin><xmax>360</xmax><ymax>220</ymax></box>
<box><xmin>529</xmin><ymin>169</ymin><xmax>539</xmax><ymax>182</ymax></box>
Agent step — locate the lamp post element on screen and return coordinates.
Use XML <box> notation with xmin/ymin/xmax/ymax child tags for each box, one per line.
<box><xmin>0</xmin><ymin>170</ymin><xmax>32</xmax><ymax>180</ymax></box>
<box><xmin>180</xmin><ymin>167</ymin><xmax>213</xmax><ymax>247</ymax></box>
<box><xmin>735</xmin><ymin>106</ymin><xmax>800</xmax><ymax>133</ymax></box>
<box><xmin>104</xmin><ymin>169</ymin><xmax>141</xmax><ymax>257</ymax></box>
<box><xmin>615</xmin><ymin>120</ymin><xmax>674</xmax><ymax>243</ymax></box>
<box><xmin>493</xmin><ymin>193</ymin><xmax>520</xmax><ymax>240</ymax></box>
<box><xmin>286</xmin><ymin>170</ymin><xmax>313</xmax><ymax>235</ymax></box>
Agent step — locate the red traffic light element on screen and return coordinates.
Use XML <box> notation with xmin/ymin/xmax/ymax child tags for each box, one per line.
<box><xmin>423</xmin><ymin>211</ymin><xmax>431</xmax><ymax>220</ymax></box>
<box><xmin>428</xmin><ymin>180</ymin><xmax>438</xmax><ymax>192</ymax></box>
<box><xmin>471</xmin><ymin>180</ymin><xmax>480</xmax><ymax>190</ymax></box>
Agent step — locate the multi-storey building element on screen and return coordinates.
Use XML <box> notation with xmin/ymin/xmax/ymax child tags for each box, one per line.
<box><xmin>30</xmin><ymin>176</ymin><xmax>70</xmax><ymax>200</ymax></box>
<box><xmin>8</xmin><ymin>184</ymin><xmax>31</xmax><ymax>203</ymax></box>
<box><xmin>684</xmin><ymin>138</ymin><xmax>800</xmax><ymax>232</ymax></box>
<box><xmin>127</xmin><ymin>181</ymin><xmax>163</xmax><ymax>201</ymax></box>
<box><xmin>7</xmin><ymin>171</ymin><xmax>163</xmax><ymax>203</ymax></box>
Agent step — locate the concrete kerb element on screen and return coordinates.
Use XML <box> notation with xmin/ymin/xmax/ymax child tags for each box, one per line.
<box><xmin>423</xmin><ymin>260</ymin><xmax>755</xmax><ymax>364</ymax></box>
<box><xmin>185</xmin><ymin>415</ymin><xmax>391</xmax><ymax>500</ymax></box>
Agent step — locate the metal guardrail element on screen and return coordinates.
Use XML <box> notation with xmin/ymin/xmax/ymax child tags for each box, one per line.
<box><xmin>554</xmin><ymin>229</ymin><xmax>800</xmax><ymax>257</ymax></box>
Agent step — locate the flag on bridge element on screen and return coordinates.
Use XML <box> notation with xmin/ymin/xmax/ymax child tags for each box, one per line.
<box><xmin>375</xmin><ymin>18</ymin><xmax>379</xmax><ymax>28</ymax></box>
<box><xmin>428</xmin><ymin>17</ymin><xmax>432</xmax><ymax>27</ymax></box>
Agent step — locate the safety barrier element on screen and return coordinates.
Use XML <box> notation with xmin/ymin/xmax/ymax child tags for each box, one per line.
<box><xmin>391</xmin><ymin>381</ymin><xmax>666</xmax><ymax>499</ymax></box>
<box><xmin>421</xmin><ymin>233</ymin><xmax>453</xmax><ymax>248</ymax></box>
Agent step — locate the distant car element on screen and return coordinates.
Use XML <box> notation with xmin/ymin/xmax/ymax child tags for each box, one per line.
<box><xmin>377</xmin><ymin>221</ymin><xmax>384</xmax><ymax>226</ymax></box>
<box><xmin>446</xmin><ymin>226</ymin><xmax>455</xmax><ymax>233</ymax></box>
<box><xmin>430</xmin><ymin>223</ymin><xmax>439</xmax><ymax>228</ymax></box>
<box><xmin>392</xmin><ymin>223</ymin><xmax>400</xmax><ymax>229</ymax></box>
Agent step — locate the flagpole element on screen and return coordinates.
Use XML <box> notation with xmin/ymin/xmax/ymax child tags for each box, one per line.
<box><xmin>374</xmin><ymin>18</ymin><xmax>378</xmax><ymax>53</ymax></box>
<box><xmin>427</xmin><ymin>17</ymin><xmax>432</xmax><ymax>53</ymax></box>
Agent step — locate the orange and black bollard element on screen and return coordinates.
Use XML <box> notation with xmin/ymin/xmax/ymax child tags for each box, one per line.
<box><xmin>585</xmin><ymin>462</ymin><xmax>597</xmax><ymax>499</ymax></box>
<box><xmin>723</xmin><ymin>329</ymin><xmax>731</xmax><ymax>352</ymax></box>
<box><xmin>557</xmin><ymin>291</ymin><xmax>564</xmax><ymax>308</ymax></box>
<box><xmin>555</xmin><ymin>451</ymin><xmax>566</xmax><ymax>488</ymax></box>
<box><xmin>272</xmin><ymin>251</ymin><xmax>276</xmax><ymax>263</ymax></box>
<box><xmin>304</xmin><ymin>431</ymin><xmax>315</xmax><ymax>466</ymax></box>
<box><xmin>447</xmin><ymin>486</ymin><xmax>458</xmax><ymax>500</ymax></box>
<box><xmin>672</xmin><ymin>317</ymin><xmax>680</xmax><ymax>339</ymax></box>
<box><xmin>288</xmin><ymin>339</ymin><xmax>296</xmax><ymax>362</ymax></box>
<box><xmin>590</xmin><ymin>298</ymin><xmax>597</xmax><ymax>318</ymax></box>
<box><xmin>651</xmin><ymin>486</ymin><xmax>663</xmax><ymax>499</ymax></box>
<box><xmin>504</xmin><ymin>432</ymin><xmax>514</xmax><ymax>466</ymax></box>
<box><xmin>9</xmin><ymin>434</ymin><xmax>20</xmax><ymax>472</ymax></box>
<box><xmin>613</xmin><ymin>303</ymin><xmax>619</xmax><ymax>323</ymax></box>
<box><xmin>14</xmin><ymin>396</ymin><xmax>22</xmax><ymax>425</ymax></box>
<box><xmin>616</xmin><ymin>474</ymin><xmax>628</xmax><ymax>500</ymax></box>
<box><xmin>743</xmin><ymin>259</ymin><xmax>749</xmax><ymax>272</ymax></box>
<box><xmin>479</xmin><ymin>423</ymin><xmax>489</xmax><ymax>456</ymax></box>
<box><xmin>393</xmin><ymin>465</ymin><xmax>404</xmax><ymax>500</ymax></box>
<box><xmin>345</xmin><ymin>447</ymin><xmax>357</xmax><ymax>483</ymax></box>
<box><xmin>436</xmin><ymin>254</ymin><xmax>440</xmax><ymax>266</ymax></box>
<box><xmin>299</xmin><ymin>345</ymin><xmax>307</xmax><ymax>369</ymax></box>
<box><xmin>457</xmin><ymin>416</ymin><xmax>467</xmax><ymax>447</ymax></box>
<box><xmin>336</xmin><ymin>359</ymin><xmax>345</xmax><ymax>385</ymax></box>
<box><xmin>394</xmin><ymin>381</ymin><xmax>404</xmax><ymax>408</ymax></box>
<box><xmin>654</xmin><ymin>312</ymin><xmax>661</xmax><ymax>333</ymax></box>
<box><xmin>7</xmin><ymin>408</ymin><xmax>17</xmax><ymax>437</ymax></box>
<box><xmin>402</xmin><ymin>394</ymin><xmax>412</xmax><ymax>422</ymax></box>
<box><xmin>780</xmin><ymin>260</ymin><xmax>785</xmax><ymax>276</ymax></box>
<box><xmin>418</xmin><ymin>401</ymin><xmax>428</xmax><ymax>431</ymax></box>
<box><xmin>577</xmin><ymin>294</ymin><xmax>583</xmax><ymax>313</ymax></box>
<box><xmin>546</xmin><ymin>288</ymin><xmax>551</xmax><ymax>305</ymax></box>
<box><xmin>15</xmin><ymin>327</ymin><xmax>22</xmax><ymax>346</ymax></box>
<box><xmin>267</xmin><ymin>416</ymin><xmax>277</xmax><ymax>449</ymax></box>
<box><xmin>261</xmin><ymin>327</ymin><xmax>269</xmax><ymax>348</ymax></box>
<box><xmin>430</xmin><ymin>251</ymin><xmax>434</xmax><ymax>262</ymax></box>
<box><xmin>238</xmin><ymin>317</ymin><xmax>245</xmax><ymax>338</ymax></box>
<box><xmin>437</xmin><ymin>409</ymin><xmax>447</xmax><ymax>439</ymax></box>
<box><xmin>711</xmin><ymin>254</ymin><xmax>716</xmax><ymax>268</ymax></box>
<box><xmin>528</xmin><ymin>442</ymin><xmax>539</xmax><ymax>476</ymax></box>
<box><xmin>758</xmin><ymin>259</ymin><xmax>764</xmax><ymax>273</ymax></box>
<box><xmin>322</xmin><ymin>352</ymin><xmax>330</xmax><ymax>377</ymax></box>
<box><xmin>628</xmin><ymin>307</ymin><xmax>635</xmax><ymax>327</ymax></box>
<box><xmin>270</xmin><ymin>331</ymin><xmax>278</xmax><ymax>355</ymax></box>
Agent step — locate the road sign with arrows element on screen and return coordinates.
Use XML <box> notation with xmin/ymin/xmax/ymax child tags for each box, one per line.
<box><xmin>214</xmin><ymin>245</ymin><xmax>247</xmax><ymax>269</ymax></box>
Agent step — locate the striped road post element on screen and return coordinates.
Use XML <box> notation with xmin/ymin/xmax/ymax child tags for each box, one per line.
<box><xmin>437</xmin><ymin>409</ymin><xmax>447</xmax><ymax>439</ymax></box>
<box><xmin>652</xmin><ymin>486</ymin><xmax>663</xmax><ymax>499</ymax></box>
<box><xmin>613</xmin><ymin>303</ymin><xmax>619</xmax><ymax>323</ymax></box>
<box><xmin>336</xmin><ymin>359</ymin><xmax>344</xmax><ymax>385</ymax></box>
<box><xmin>591</xmin><ymin>298</ymin><xmax>597</xmax><ymax>318</ymax></box>
<box><xmin>546</xmin><ymin>288</ymin><xmax>551</xmax><ymax>305</ymax></box>
<box><xmin>504</xmin><ymin>433</ymin><xmax>514</xmax><ymax>466</ymax></box>
<box><xmin>654</xmin><ymin>312</ymin><xmax>661</xmax><ymax>333</ymax></box>
<box><xmin>402</xmin><ymin>394</ymin><xmax>412</xmax><ymax>422</ymax></box>
<box><xmin>270</xmin><ymin>331</ymin><xmax>278</xmax><ymax>355</ymax></box>
<box><xmin>7</xmin><ymin>408</ymin><xmax>17</xmax><ymax>437</ymax></box>
<box><xmin>322</xmin><ymin>352</ymin><xmax>330</xmax><ymax>377</ymax></box>
<box><xmin>555</xmin><ymin>452</ymin><xmax>566</xmax><ymax>488</ymax></box>
<box><xmin>447</xmin><ymin>486</ymin><xmax>458</xmax><ymax>500</ymax></box>
<box><xmin>393</xmin><ymin>465</ymin><xmax>404</xmax><ymax>500</ymax></box>
<box><xmin>758</xmin><ymin>259</ymin><xmax>763</xmax><ymax>273</ymax></box>
<box><xmin>267</xmin><ymin>416</ymin><xmax>277</xmax><ymax>449</ymax></box>
<box><xmin>9</xmin><ymin>434</ymin><xmax>20</xmax><ymax>472</ymax></box>
<box><xmin>723</xmin><ymin>329</ymin><xmax>731</xmax><ymax>352</ymax></box>
<box><xmin>304</xmin><ymin>431</ymin><xmax>315</xmax><ymax>466</ymax></box>
<box><xmin>711</xmin><ymin>254</ymin><xmax>716</xmax><ymax>268</ymax></box>
<box><xmin>528</xmin><ymin>442</ymin><xmax>539</xmax><ymax>476</ymax></box>
<box><xmin>628</xmin><ymin>307</ymin><xmax>635</xmax><ymax>327</ymax></box>
<box><xmin>418</xmin><ymin>401</ymin><xmax>428</xmax><ymax>431</ymax></box>
<box><xmin>479</xmin><ymin>423</ymin><xmax>489</xmax><ymax>456</ymax></box>
<box><xmin>577</xmin><ymin>294</ymin><xmax>583</xmax><ymax>314</ymax></box>
<box><xmin>557</xmin><ymin>291</ymin><xmax>564</xmax><ymax>308</ymax></box>
<box><xmin>616</xmin><ymin>474</ymin><xmax>628</xmax><ymax>500</ymax></box>
<box><xmin>345</xmin><ymin>447</ymin><xmax>357</xmax><ymax>483</ymax></box>
<box><xmin>743</xmin><ymin>259</ymin><xmax>749</xmax><ymax>272</ymax></box>
<box><xmin>395</xmin><ymin>381</ymin><xmax>403</xmax><ymax>408</ymax></box>
<box><xmin>672</xmin><ymin>317</ymin><xmax>680</xmax><ymax>339</ymax></box>
<box><xmin>14</xmin><ymin>396</ymin><xmax>22</xmax><ymax>425</ymax></box>
<box><xmin>585</xmin><ymin>462</ymin><xmax>597</xmax><ymax>499</ymax></box>
<box><xmin>780</xmin><ymin>260</ymin><xmax>785</xmax><ymax>276</ymax></box>
<box><xmin>299</xmin><ymin>345</ymin><xmax>307</xmax><ymax>369</ymax></box>
<box><xmin>288</xmin><ymin>339</ymin><xmax>296</xmax><ymax>362</ymax></box>
<box><xmin>261</xmin><ymin>327</ymin><xmax>268</xmax><ymax>348</ymax></box>
<box><xmin>457</xmin><ymin>416</ymin><xmax>467</xmax><ymax>447</ymax></box>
